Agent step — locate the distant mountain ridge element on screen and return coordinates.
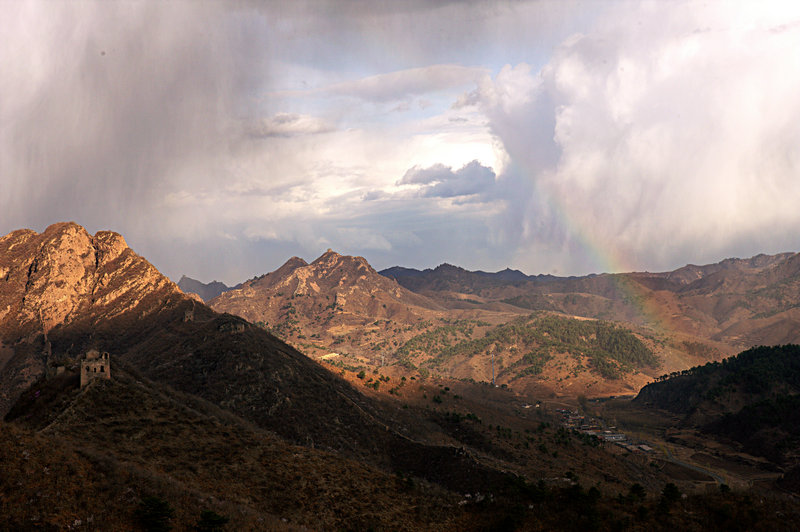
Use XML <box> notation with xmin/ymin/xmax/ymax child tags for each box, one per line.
<box><xmin>177</xmin><ymin>275</ymin><xmax>236</xmax><ymax>301</ymax></box>
<box><xmin>380</xmin><ymin>251</ymin><xmax>800</xmax><ymax>349</ymax></box>
<box><xmin>379</xmin><ymin>252</ymin><xmax>796</xmax><ymax>294</ymax></box>
<box><xmin>380</xmin><ymin>263</ymin><xmax>559</xmax><ymax>292</ymax></box>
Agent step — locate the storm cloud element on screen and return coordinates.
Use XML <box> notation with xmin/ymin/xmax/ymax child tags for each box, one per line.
<box><xmin>3</xmin><ymin>1</ymin><xmax>800</xmax><ymax>283</ymax></box>
<box><xmin>1</xmin><ymin>1</ymin><xmax>260</xmax><ymax>241</ymax></box>
<box><xmin>472</xmin><ymin>2</ymin><xmax>800</xmax><ymax>272</ymax></box>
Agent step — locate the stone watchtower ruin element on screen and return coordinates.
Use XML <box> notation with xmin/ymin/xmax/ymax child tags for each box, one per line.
<box><xmin>80</xmin><ymin>349</ymin><xmax>111</xmax><ymax>387</ymax></box>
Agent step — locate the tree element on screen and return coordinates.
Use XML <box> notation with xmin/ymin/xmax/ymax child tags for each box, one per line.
<box><xmin>628</xmin><ymin>483</ymin><xmax>646</xmax><ymax>502</ymax></box>
<box><xmin>134</xmin><ymin>496</ymin><xmax>174</xmax><ymax>532</ymax></box>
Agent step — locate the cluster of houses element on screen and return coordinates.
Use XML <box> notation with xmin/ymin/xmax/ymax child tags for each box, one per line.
<box><xmin>556</xmin><ymin>408</ymin><xmax>654</xmax><ymax>454</ymax></box>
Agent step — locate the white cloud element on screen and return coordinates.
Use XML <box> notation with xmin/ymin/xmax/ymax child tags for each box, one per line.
<box><xmin>476</xmin><ymin>2</ymin><xmax>800</xmax><ymax>273</ymax></box>
<box><xmin>399</xmin><ymin>160</ymin><xmax>496</xmax><ymax>199</ymax></box>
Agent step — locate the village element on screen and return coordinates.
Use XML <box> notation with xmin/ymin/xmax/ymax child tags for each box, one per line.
<box><xmin>555</xmin><ymin>407</ymin><xmax>655</xmax><ymax>454</ymax></box>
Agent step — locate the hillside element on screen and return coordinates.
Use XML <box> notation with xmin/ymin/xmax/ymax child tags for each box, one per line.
<box><xmin>391</xmin><ymin>313</ymin><xmax>662</xmax><ymax>397</ymax></box>
<box><xmin>2</xmin><ymin>364</ymin><xmax>458</xmax><ymax>531</ymax></box>
<box><xmin>634</xmin><ymin>344</ymin><xmax>800</xmax><ymax>464</ymax></box>
<box><xmin>10</xmin><ymin>367</ymin><xmax>797</xmax><ymax>532</ymax></box>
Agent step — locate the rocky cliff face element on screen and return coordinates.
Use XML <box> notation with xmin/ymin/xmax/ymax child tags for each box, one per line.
<box><xmin>0</xmin><ymin>222</ymin><xmax>183</xmax><ymax>414</ymax></box>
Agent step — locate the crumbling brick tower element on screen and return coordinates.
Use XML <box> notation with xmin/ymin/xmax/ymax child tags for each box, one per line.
<box><xmin>80</xmin><ymin>349</ymin><xmax>111</xmax><ymax>387</ymax></box>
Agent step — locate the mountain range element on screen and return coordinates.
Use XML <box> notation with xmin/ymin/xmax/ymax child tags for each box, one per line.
<box><xmin>381</xmin><ymin>253</ymin><xmax>800</xmax><ymax>349</ymax></box>
<box><xmin>185</xmin><ymin>247</ymin><xmax>800</xmax><ymax>400</ymax></box>
<box><xmin>4</xmin><ymin>222</ymin><xmax>800</xmax><ymax>528</ymax></box>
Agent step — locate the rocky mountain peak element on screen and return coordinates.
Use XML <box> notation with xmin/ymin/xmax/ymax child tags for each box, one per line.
<box><xmin>434</xmin><ymin>263</ymin><xmax>466</xmax><ymax>273</ymax></box>
<box><xmin>311</xmin><ymin>248</ymin><xmax>342</xmax><ymax>266</ymax></box>
<box><xmin>0</xmin><ymin>222</ymin><xmax>180</xmax><ymax>339</ymax></box>
<box><xmin>92</xmin><ymin>230</ymin><xmax>128</xmax><ymax>264</ymax></box>
<box><xmin>309</xmin><ymin>249</ymin><xmax>374</xmax><ymax>277</ymax></box>
<box><xmin>272</xmin><ymin>256</ymin><xmax>309</xmax><ymax>277</ymax></box>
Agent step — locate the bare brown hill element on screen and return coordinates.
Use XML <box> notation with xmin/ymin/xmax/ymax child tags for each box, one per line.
<box><xmin>208</xmin><ymin>250</ymin><xmax>484</xmax><ymax>367</ymax></box>
<box><xmin>211</xmin><ymin>249</ymin><xmax>443</xmax><ymax>323</ymax></box>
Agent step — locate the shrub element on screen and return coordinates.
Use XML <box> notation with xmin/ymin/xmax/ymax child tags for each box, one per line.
<box><xmin>195</xmin><ymin>510</ymin><xmax>229</xmax><ymax>532</ymax></box>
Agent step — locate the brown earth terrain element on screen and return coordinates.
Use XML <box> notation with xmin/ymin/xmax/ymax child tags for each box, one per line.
<box><xmin>203</xmin><ymin>250</ymin><xmax>751</xmax><ymax>399</ymax></box>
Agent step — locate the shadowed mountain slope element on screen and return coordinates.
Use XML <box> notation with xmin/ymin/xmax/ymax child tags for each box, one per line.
<box><xmin>3</xmin><ymin>363</ymin><xmax>459</xmax><ymax>531</ymax></box>
<box><xmin>635</xmin><ymin>344</ymin><xmax>800</xmax><ymax>464</ymax></box>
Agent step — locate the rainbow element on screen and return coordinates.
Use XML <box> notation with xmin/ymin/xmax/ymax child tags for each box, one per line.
<box><xmin>518</xmin><ymin>171</ymin><xmax>675</xmax><ymax>336</ymax></box>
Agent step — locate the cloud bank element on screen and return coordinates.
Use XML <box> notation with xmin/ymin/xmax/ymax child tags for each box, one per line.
<box><xmin>4</xmin><ymin>1</ymin><xmax>800</xmax><ymax>283</ymax></box>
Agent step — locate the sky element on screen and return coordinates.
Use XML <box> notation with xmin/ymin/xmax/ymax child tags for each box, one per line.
<box><xmin>3</xmin><ymin>1</ymin><xmax>800</xmax><ymax>285</ymax></box>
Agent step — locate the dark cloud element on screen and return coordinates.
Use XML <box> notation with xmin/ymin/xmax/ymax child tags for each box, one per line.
<box><xmin>249</xmin><ymin>113</ymin><xmax>335</xmax><ymax>138</ymax></box>
<box><xmin>1</xmin><ymin>1</ymin><xmax>263</xmax><ymax>234</ymax></box>
<box><xmin>399</xmin><ymin>160</ymin><xmax>496</xmax><ymax>198</ymax></box>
